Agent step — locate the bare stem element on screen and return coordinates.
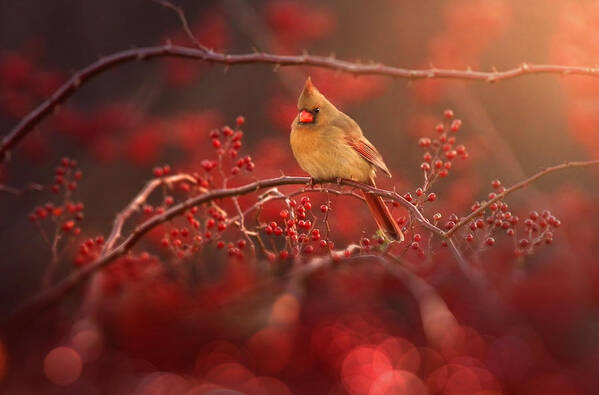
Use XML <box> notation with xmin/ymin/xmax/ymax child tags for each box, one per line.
<box><xmin>445</xmin><ymin>159</ymin><xmax>599</xmax><ymax>238</ymax></box>
<box><xmin>4</xmin><ymin>44</ymin><xmax>599</xmax><ymax>159</ymax></box>
<box><xmin>10</xmin><ymin>158</ymin><xmax>599</xmax><ymax>325</ymax></box>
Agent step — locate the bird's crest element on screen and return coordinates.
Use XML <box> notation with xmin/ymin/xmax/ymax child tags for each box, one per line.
<box><xmin>297</xmin><ymin>76</ymin><xmax>334</xmax><ymax>113</ymax></box>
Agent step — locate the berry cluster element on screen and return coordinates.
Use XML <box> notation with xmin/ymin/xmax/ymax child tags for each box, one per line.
<box><xmin>264</xmin><ymin>196</ymin><xmax>333</xmax><ymax>260</ymax></box>
<box><xmin>398</xmin><ymin>110</ymin><xmax>469</xmax><ymax>255</ymax></box>
<box><xmin>461</xmin><ymin>179</ymin><xmax>560</xmax><ymax>256</ymax></box>
<box><xmin>145</xmin><ymin>117</ymin><xmax>253</xmax><ymax>260</ymax></box>
<box><xmin>74</xmin><ymin>236</ymin><xmax>105</xmax><ymax>266</ymax></box>
<box><xmin>28</xmin><ymin>157</ymin><xmax>85</xmax><ymax>237</ymax></box>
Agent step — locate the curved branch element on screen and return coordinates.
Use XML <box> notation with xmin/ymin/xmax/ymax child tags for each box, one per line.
<box><xmin>9</xmin><ymin>158</ymin><xmax>599</xmax><ymax>325</ymax></box>
<box><xmin>3</xmin><ymin>43</ymin><xmax>599</xmax><ymax>159</ymax></box>
<box><xmin>8</xmin><ymin>176</ymin><xmax>440</xmax><ymax>324</ymax></box>
<box><xmin>445</xmin><ymin>159</ymin><xmax>599</xmax><ymax>237</ymax></box>
<box><xmin>104</xmin><ymin>173</ymin><xmax>198</xmax><ymax>251</ymax></box>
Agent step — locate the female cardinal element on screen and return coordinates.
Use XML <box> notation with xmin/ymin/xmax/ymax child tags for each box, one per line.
<box><xmin>290</xmin><ymin>77</ymin><xmax>404</xmax><ymax>242</ymax></box>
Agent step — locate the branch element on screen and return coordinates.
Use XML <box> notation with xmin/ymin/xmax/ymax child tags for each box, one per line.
<box><xmin>4</xmin><ymin>43</ymin><xmax>599</xmax><ymax>159</ymax></box>
<box><xmin>9</xmin><ymin>158</ymin><xmax>599</xmax><ymax>325</ymax></box>
<box><xmin>104</xmin><ymin>173</ymin><xmax>198</xmax><ymax>251</ymax></box>
<box><xmin>446</xmin><ymin>159</ymin><xmax>599</xmax><ymax>237</ymax></box>
<box><xmin>151</xmin><ymin>0</ymin><xmax>210</xmax><ymax>52</ymax></box>
<box><xmin>0</xmin><ymin>183</ymin><xmax>44</xmax><ymax>196</ymax></box>
<box><xmin>9</xmin><ymin>176</ymin><xmax>439</xmax><ymax>324</ymax></box>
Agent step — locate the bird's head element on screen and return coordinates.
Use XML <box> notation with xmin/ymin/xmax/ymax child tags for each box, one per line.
<box><xmin>296</xmin><ymin>76</ymin><xmax>337</xmax><ymax>126</ymax></box>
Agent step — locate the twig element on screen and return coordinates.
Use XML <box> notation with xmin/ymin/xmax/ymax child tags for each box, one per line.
<box><xmin>10</xmin><ymin>157</ymin><xmax>599</xmax><ymax>324</ymax></box>
<box><xmin>104</xmin><ymin>173</ymin><xmax>198</xmax><ymax>251</ymax></box>
<box><xmin>4</xmin><ymin>44</ymin><xmax>599</xmax><ymax>159</ymax></box>
<box><xmin>151</xmin><ymin>0</ymin><xmax>211</xmax><ymax>52</ymax></box>
<box><xmin>446</xmin><ymin>159</ymin><xmax>599</xmax><ymax>237</ymax></box>
<box><xmin>0</xmin><ymin>183</ymin><xmax>44</xmax><ymax>196</ymax></box>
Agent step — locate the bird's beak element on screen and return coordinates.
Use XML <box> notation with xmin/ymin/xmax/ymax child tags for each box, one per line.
<box><xmin>299</xmin><ymin>110</ymin><xmax>314</xmax><ymax>123</ymax></box>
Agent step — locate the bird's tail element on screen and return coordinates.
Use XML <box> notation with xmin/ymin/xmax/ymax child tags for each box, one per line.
<box><xmin>362</xmin><ymin>178</ymin><xmax>404</xmax><ymax>242</ymax></box>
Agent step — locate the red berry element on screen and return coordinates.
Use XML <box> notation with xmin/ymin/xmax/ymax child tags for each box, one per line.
<box><xmin>236</xmin><ymin>116</ymin><xmax>245</xmax><ymax>126</ymax></box>
<box><xmin>427</xmin><ymin>193</ymin><xmax>436</xmax><ymax>202</ymax></box>
<box><xmin>61</xmin><ymin>220</ymin><xmax>75</xmax><ymax>232</ymax></box>
<box><xmin>465</xmin><ymin>234</ymin><xmax>474</xmax><ymax>242</ymax></box>
<box><xmin>216</xmin><ymin>241</ymin><xmax>225</xmax><ymax>249</ymax></box>
<box><xmin>421</xmin><ymin>162</ymin><xmax>431</xmax><ymax>171</ymax></box>
<box><xmin>435</xmin><ymin>123</ymin><xmax>444</xmax><ymax>133</ymax></box>
<box><xmin>411</xmin><ymin>241</ymin><xmax>419</xmax><ymax>250</ymax></box>
<box><xmin>212</xmin><ymin>139</ymin><xmax>221</xmax><ymax>149</ymax></box>
<box><xmin>450</xmin><ymin>119</ymin><xmax>462</xmax><ymax>132</ymax></box>
<box><xmin>418</xmin><ymin>137</ymin><xmax>431</xmax><ymax>147</ymax></box>
<box><xmin>280</xmin><ymin>209</ymin><xmax>289</xmax><ymax>218</ymax></box>
<box><xmin>491</xmin><ymin>179</ymin><xmax>501</xmax><ymax>189</ymax></box>
<box><xmin>485</xmin><ymin>237</ymin><xmax>495</xmax><ymax>246</ymax></box>
<box><xmin>320</xmin><ymin>204</ymin><xmax>328</xmax><ymax>213</ymax></box>
<box><xmin>416</xmin><ymin>188</ymin><xmax>423</xmax><ymax>197</ymax></box>
<box><xmin>413</xmin><ymin>234</ymin><xmax>422</xmax><ymax>242</ymax></box>
<box><xmin>232</xmin><ymin>131</ymin><xmax>244</xmax><ymax>141</ymax></box>
<box><xmin>280</xmin><ymin>250</ymin><xmax>289</xmax><ymax>259</ymax></box>
<box><xmin>304</xmin><ymin>245</ymin><xmax>314</xmax><ymax>254</ymax></box>
<box><xmin>444</xmin><ymin>109</ymin><xmax>454</xmax><ymax>119</ymax></box>
<box><xmin>445</xmin><ymin>150</ymin><xmax>457</xmax><ymax>159</ymax></box>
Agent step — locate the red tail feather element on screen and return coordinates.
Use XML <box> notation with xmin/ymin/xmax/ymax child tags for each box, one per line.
<box><xmin>362</xmin><ymin>178</ymin><xmax>404</xmax><ymax>241</ymax></box>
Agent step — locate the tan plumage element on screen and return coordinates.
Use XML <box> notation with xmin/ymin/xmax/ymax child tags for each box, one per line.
<box><xmin>290</xmin><ymin>77</ymin><xmax>404</xmax><ymax>241</ymax></box>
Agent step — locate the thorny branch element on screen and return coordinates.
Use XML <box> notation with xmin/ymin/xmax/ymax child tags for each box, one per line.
<box><xmin>4</xmin><ymin>44</ymin><xmax>599</xmax><ymax>159</ymax></box>
<box><xmin>0</xmin><ymin>183</ymin><xmax>44</xmax><ymax>196</ymax></box>
<box><xmin>9</xmin><ymin>158</ymin><xmax>599</xmax><ymax>325</ymax></box>
<box><xmin>445</xmin><ymin>159</ymin><xmax>599</xmax><ymax>238</ymax></box>
<box><xmin>104</xmin><ymin>173</ymin><xmax>198</xmax><ymax>251</ymax></box>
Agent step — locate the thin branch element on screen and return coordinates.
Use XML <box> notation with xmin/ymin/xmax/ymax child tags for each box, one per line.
<box><xmin>4</xmin><ymin>44</ymin><xmax>599</xmax><ymax>159</ymax></box>
<box><xmin>151</xmin><ymin>0</ymin><xmax>211</xmax><ymax>52</ymax></box>
<box><xmin>104</xmin><ymin>173</ymin><xmax>197</xmax><ymax>251</ymax></box>
<box><xmin>9</xmin><ymin>176</ymin><xmax>434</xmax><ymax>323</ymax></box>
<box><xmin>446</xmin><ymin>159</ymin><xmax>599</xmax><ymax>237</ymax></box>
<box><xmin>0</xmin><ymin>183</ymin><xmax>44</xmax><ymax>196</ymax></box>
<box><xmin>10</xmin><ymin>158</ymin><xmax>599</xmax><ymax>324</ymax></box>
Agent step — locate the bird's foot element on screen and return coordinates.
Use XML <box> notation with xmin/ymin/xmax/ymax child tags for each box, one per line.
<box><xmin>335</xmin><ymin>177</ymin><xmax>343</xmax><ymax>185</ymax></box>
<box><xmin>306</xmin><ymin>177</ymin><xmax>319</xmax><ymax>189</ymax></box>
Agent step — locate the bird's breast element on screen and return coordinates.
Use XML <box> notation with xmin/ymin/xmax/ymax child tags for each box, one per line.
<box><xmin>290</xmin><ymin>127</ymin><xmax>373</xmax><ymax>182</ymax></box>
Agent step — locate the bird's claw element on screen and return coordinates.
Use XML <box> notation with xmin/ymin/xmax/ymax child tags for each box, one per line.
<box><xmin>306</xmin><ymin>177</ymin><xmax>318</xmax><ymax>189</ymax></box>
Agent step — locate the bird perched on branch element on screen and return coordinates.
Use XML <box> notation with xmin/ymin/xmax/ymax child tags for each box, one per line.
<box><xmin>290</xmin><ymin>77</ymin><xmax>404</xmax><ymax>242</ymax></box>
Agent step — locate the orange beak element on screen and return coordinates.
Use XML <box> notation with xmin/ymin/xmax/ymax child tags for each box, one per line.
<box><xmin>299</xmin><ymin>110</ymin><xmax>314</xmax><ymax>123</ymax></box>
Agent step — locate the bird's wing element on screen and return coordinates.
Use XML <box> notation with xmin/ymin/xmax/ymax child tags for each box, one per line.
<box><xmin>344</xmin><ymin>136</ymin><xmax>392</xmax><ymax>177</ymax></box>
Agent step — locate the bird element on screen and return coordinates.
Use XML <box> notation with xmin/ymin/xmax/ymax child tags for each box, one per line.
<box><xmin>289</xmin><ymin>76</ymin><xmax>404</xmax><ymax>242</ymax></box>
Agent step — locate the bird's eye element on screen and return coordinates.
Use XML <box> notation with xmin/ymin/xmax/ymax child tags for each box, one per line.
<box><xmin>314</xmin><ymin>108</ymin><xmax>320</xmax><ymax>113</ymax></box>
